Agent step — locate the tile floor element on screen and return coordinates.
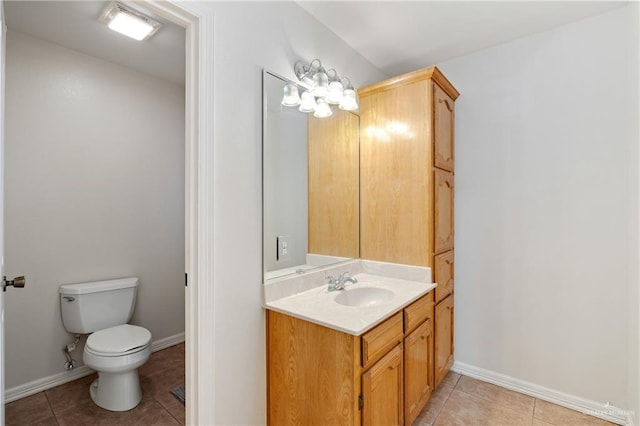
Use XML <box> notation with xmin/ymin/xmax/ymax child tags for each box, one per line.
<box><xmin>5</xmin><ymin>342</ymin><xmax>184</xmax><ymax>426</ymax></box>
<box><xmin>6</xmin><ymin>353</ymin><xmax>616</xmax><ymax>426</ymax></box>
<box><xmin>415</xmin><ymin>372</ymin><xmax>616</xmax><ymax>426</ymax></box>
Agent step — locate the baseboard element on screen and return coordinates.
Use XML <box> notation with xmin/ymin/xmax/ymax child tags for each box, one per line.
<box><xmin>5</xmin><ymin>332</ymin><xmax>185</xmax><ymax>403</ymax></box>
<box><xmin>452</xmin><ymin>361</ymin><xmax>630</xmax><ymax>425</ymax></box>
<box><xmin>151</xmin><ymin>332</ymin><xmax>185</xmax><ymax>352</ymax></box>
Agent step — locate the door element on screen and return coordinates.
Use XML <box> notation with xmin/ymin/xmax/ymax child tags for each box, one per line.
<box><xmin>433</xmin><ymin>83</ymin><xmax>454</xmax><ymax>172</ymax></box>
<box><xmin>434</xmin><ymin>169</ymin><xmax>454</xmax><ymax>254</ymax></box>
<box><xmin>435</xmin><ymin>295</ymin><xmax>454</xmax><ymax>387</ymax></box>
<box><xmin>362</xmin><ymin>344</ymin><xmax>404</xmax><ymax>426</ymax></box>
<box><xmin>404</xmin><ymin>319</ymin><xmax>434</xmax><ymax>426</ymax></box>
<box><xmin>434</xmin><ymin>250</ymin><xmax>454</xmax><ymax>303</ymax></box>
<box><xmin>0</xmin><ymin>0</ymin><xmax>6</xmax><ymax>422</ymax></box>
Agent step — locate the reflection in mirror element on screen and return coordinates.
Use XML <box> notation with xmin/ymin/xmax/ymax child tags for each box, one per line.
<box><xmin>263</xmin><ymin>70</ymin><xmax>359</xmax><ymax>282</ymax></box>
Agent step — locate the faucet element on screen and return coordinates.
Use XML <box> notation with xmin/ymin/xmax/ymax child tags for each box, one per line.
<box><xmin>326</xmin><ymin>272</ymin><xmax>358</xmax><ymax>292</ymax></box>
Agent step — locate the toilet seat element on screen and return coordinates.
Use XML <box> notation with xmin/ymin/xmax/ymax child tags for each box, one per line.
<box><xmin>85</xmin><ymin>324</ymin><xmax>151</xmax><ymax>357</ymax></box>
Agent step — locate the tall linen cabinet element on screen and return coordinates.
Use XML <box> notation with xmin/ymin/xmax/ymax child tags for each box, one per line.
<box><xmin>358</xmin><ymin>66</ymin><xmax>459</xmax><ymax>391</ymax></box>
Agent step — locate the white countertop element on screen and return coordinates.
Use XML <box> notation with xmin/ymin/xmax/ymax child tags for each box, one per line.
<box><xmin>264</xmin><ymin>272</ymin><xmax>437</xmax><ymax>336</ymax></box>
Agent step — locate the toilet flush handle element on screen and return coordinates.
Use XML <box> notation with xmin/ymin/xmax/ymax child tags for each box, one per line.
<box><xmin>63</xmin><ymin>296</ymin><xmax>75</xmax><ymax>302</ymax></box>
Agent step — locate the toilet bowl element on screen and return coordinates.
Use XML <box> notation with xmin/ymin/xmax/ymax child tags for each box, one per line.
<box><xmin>59</xmin><ymin>277</ymin><xmax>153</xmax><ymax>412</ymax></box>
<box><xmin>83</xmin><ymin>324</ymin><xmax>152</xmax><ymax>411</ymax></box>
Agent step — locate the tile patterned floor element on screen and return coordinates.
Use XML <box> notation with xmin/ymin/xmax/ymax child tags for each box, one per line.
<box><xmin>5</xmin><ymin>342</ymin><xmax>185</xmax><ymax>426</ymax></box>
<box><xmin>6</xmin><ymin>354</ymin><xmax>616</xmax><ymax>426</ymax></box>
<box><xmin>414</xmin><ymin>372</ymin><xmax>616</xmax><ymax>426</ymax></box>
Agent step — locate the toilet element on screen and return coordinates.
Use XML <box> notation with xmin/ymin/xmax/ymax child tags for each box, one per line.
<box><xmin>59</xmin><ymin>277</ymin><xmax>152</xmax><ymax>412</ymax></box>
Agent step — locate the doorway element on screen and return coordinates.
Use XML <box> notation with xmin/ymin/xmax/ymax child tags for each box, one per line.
<box><xmin>1</xmin><ymin>0</ymin><xmax>198</xmax><ymax>422</ymax></box>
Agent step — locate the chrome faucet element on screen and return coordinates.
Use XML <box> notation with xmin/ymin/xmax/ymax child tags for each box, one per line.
<box><xmin>327</xmin><ymin>272</ymin><xmax>358</xmax><ymax>292</ymax></box>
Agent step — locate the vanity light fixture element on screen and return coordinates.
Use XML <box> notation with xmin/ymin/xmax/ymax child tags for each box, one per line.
<box><xmin>99</xmin><ymin>2</ymin><xmax>162</xmax><ymax>41</ymax></box>
<box><xmin>314</xmin><ymin>99</ymin><xmax>332</xmax><ymax>118</ymax></box>
<box><xmin>282</xmin><ymin>83</ymin><xmax>302</xmax><ymax>107</ymax></box>
<box><xmin>281</xmin><ymin>58</ymin><xmax>359</xmax><ymax>118</ymax></box>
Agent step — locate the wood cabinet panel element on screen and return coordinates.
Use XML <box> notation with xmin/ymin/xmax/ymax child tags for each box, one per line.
<box><xmin>434</xmin><ymin>250</ymin><xmax>454</xmax><ymax>303</ymax></box>
<box><xmin>308</xmin><ymin>109</ymin><xmax>359</xmax><ymax>258</ymax></box>
<box><xmin>404</xmin><ymin>293</ymin><xmax>434</xmax><ymax>335</ymax></box>
<box><xmin>404</xmin><ymin>319</ymin><xmax>434</xmax><ymax>426</ymax></box>
<box><xmin>433</xmin><ymin>83</ymin><xmax>455</xmax><ymax>171</ymax></box>
<box><xmin>362</xmin><ymin>312</ymin><xmax>404</xmax><ymax>368</ymax></box>
<box><xmin>359</xmin><ymin>81</ymin><xmax>432</xmax><ymax>266</ymax></box>
<box><xmin>267</xmin><ymin>311</ymin><xmax>360</xmax><ymax>425</ymax></box>
<box><xmin>435</xmin><ymin>295</ymin><xmax>454</xmax><ymax>387</ymax></box>
<box><xmin>434</xmin><ymin>169</ymin><xmax>454</xmax><ymax>254</ymax></box>
<box><xmin>362</xmin><ymin>344</ymin><xmax>404</xmax><ymax>426</ymax></box>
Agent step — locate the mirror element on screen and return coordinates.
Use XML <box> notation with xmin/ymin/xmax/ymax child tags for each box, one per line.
<box><xmin>263</xmin><ymin>70</ymin><xmax>359</xmax><ymax>282</ymax></box>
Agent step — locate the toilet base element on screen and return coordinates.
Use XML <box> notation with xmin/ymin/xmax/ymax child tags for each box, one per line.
<box><xmin>89</xmin><ymin>370</ymin><xmax>142</xmax><ymax>412</ymax></box>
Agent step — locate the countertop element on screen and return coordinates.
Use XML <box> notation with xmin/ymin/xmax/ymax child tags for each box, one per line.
<box><xmin>264</xmin><ymin>272</ymin><xmax>437</xmax><ymax>336</ymax></box>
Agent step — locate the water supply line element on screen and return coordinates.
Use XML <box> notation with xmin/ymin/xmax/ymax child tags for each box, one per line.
<box><xmin>62</xmin><ymin>335</ymin><xmax>80</xmax><ymax>370</ymax></box>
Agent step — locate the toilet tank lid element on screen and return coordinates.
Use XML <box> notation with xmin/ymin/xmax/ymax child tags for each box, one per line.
<box><xmin>59</xmin><ymin>277</ymin><xmax>139</xmax><ymax>295</ymax></box>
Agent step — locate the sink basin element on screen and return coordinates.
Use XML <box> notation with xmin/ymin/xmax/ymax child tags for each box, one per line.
<box><xmin>334</xmin><ymin>287</ymin><xmax>394</xmax><ymax>307</ymax></box>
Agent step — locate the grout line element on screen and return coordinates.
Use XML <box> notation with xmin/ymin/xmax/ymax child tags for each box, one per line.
<box><xmin>453</xmin><ymin>374</ymin><xmax>538</xmax><ymax>424</ymax></box>
<box><xmin>159</xmin><ymin>403</ymin><xmax>182</xmax><ymax>425</ymax></box>
<box><xmin>166</xmin><ymin>404</ymin><xmax>185</xmax><ymax>426</ymax></box>
<box><xmin>431</xmin><ymin>374</ymin><xmax>460</xmax><ymax>425</ymax></box>
<box><xmin>42</xmin><ymin>390</ymin><xmax>61</xmax><ymax>426</ymax></box>
<box><xmin>451</xmin><ymin>373</ymin><xmax>462</xmax><ymax>388</ymax></box>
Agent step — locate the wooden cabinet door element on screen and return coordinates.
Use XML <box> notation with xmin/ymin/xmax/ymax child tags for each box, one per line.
<box><xmin>434</xmin><ymin>250</ymin><xmax>454</xmax><ymax>303</ymax></box>
<box><xmin>362</xmin><ymin>344</ymin><xmax>404</xmax><ymax>426</ymax></box>
<box><xmin>434</xmin><ymin>169</ymin><xmax>454</xmax><ymax>254</ymax></box>
<box><xmin>404</xmin><ymin>320</ymin><xmax>434</xmax><ymax>426</ymax></box>
<box><xmin>435</xmin><ymin>295</ymin><xmax>454</xmax><ymax>387</ymax></box>
<box><xmin>433</xmin><ymin>83</ymin><xmax>454</xmax><ymax>171</ymax></box>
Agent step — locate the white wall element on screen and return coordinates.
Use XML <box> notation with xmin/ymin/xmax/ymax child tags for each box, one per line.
<box><xmin>183</xmin><ymin>2</ymin><xmax>386</xmax><ymax>424</ymax></box>
<box><xmin>4</xmin><ymin>30</ymin><xmax>185</xmax><ymax>388</ymax></box>
<box><xmin>439</xmin><ymin>4</ymin><xmax>638</xmax><ymax>411</ymax></box>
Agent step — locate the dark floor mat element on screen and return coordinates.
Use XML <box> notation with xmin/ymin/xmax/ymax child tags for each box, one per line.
<box><xmin>170</xmin><ymin>385</ymin><xmax>185</xmax><ymax>405</ymax></box>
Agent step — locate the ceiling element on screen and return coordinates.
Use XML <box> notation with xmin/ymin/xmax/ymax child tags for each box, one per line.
<box><xmin>3</xmin><ymin>1</ymin><xmax>627</xmax><ymax>85</ymax></box>
<box><xmin>4</xmin><ymin>1</ymin><xmax>185</xmax><ymax>85</ymax></box>
<box><xmin>298</xmin><ymin>1</ymin><xmax>628</xmax><ymax>76</ymax></box>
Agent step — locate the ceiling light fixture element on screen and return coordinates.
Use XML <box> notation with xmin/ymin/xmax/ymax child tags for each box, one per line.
<box><xmin>99</xmin><ymin>2</ymin><xmax>162</xmax><ymax>41</ymax></box>
<box><xmin>282</xmin><ymin>58</ymin><xmax>359</xmax><ymax>118</ymax></box>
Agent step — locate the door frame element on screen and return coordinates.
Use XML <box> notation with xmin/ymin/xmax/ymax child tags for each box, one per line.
<box><xmin>139</xmin><ymin>2</ymin><xmax>216</xmax><ymax>425</ymax></box>
<box><xmin>0</xmin><ymin>0</ymin><xmax>6</xmax><ymax>423</ymax></box>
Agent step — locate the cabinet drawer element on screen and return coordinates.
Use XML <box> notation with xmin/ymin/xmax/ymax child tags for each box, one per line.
<box><xmin>434</xmin><ymin>250</ymin><xmax>454</xmax><ymax>302</ymax></box>
<box><xmin>403</xmin><ymin>292</ymin><xmax>434</xmax><ymax>334</ymax></box>
<box><xmin>362</xmin><ymin>312</ymin><xmax>403</xmax><ymax>368</ymax></box>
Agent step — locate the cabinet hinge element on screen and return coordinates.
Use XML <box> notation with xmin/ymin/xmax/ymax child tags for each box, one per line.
<box><xmin>358</xmin><ymin>394</ymin><xmax>363</xmax><ymax>410</ymax></box>
<box><xmin>185</xmin><ymin>273</ymin><xmax>188</xmax><ymax>287</ymax></box>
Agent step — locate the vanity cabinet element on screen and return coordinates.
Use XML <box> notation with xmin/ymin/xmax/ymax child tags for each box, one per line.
<box><xmin>359</xmin><ymin>66</ymin><xmax>458</xmax><ymax>389</ymax></box>
<box><xmin>267</xmin><ymin>291</ymin><xmax>434</xmax><ymax>426</ymax></box>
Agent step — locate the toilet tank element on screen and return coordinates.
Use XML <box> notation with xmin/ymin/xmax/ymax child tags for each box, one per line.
<box><xmin>59</xmin><ymin>277</ymin><xmax>139</xmax><ymax>334</ymax></box>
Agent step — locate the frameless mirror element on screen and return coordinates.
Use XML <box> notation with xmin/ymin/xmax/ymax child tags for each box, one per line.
<box><xmin>263</xmin><ymin>70</ymin><xmax>359</xmax><ymax>282</ymax></box>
